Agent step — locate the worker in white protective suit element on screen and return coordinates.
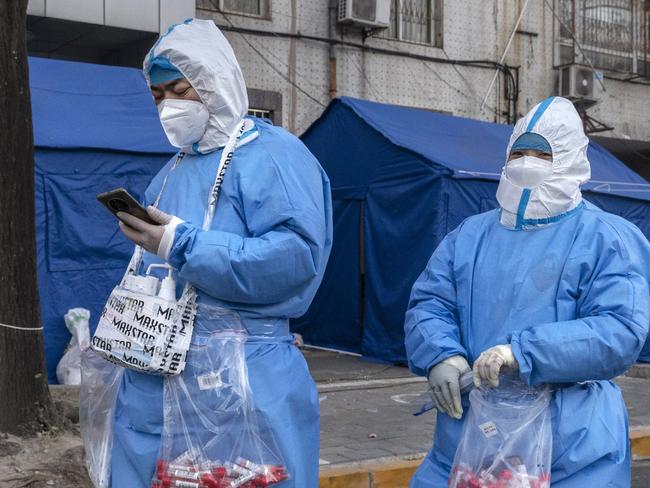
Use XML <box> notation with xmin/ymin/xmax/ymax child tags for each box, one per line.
<box><xmin>405</xmin><ymin>96</ymin><xmax>650</xmax><ymax>486</ymax></box>
<box><xmin>111</xmin><ymin>19</ymin><xmax>332</xmax><ymax>488</ymax></box>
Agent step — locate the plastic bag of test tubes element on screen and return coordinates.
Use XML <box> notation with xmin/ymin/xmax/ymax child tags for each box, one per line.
<box><xmin>448</xmin><ymin>374</ymin><xmax>552</xmax><ymax>488</ymax></box>
<box><xmin>448</xmin><ymin>462</ymin><xmax>550</xmax><ymax>488</ymax></box>
<box><xmin>153</xmin><ymin>305</ymin><xmax>290</xmax><ymax>488</ymax></box>
<box><xmin>152</xmin><ymin>452</ymin><xmax>288</xmax><ymax>488</ymax></box>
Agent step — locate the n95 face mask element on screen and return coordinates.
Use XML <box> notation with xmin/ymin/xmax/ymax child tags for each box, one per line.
<box><xmin>506</xmin><ymin>155</ymin><xmax>553</xmax><ymax>188</ymax></box>
<box><xmin>158</xmin><ymin>98</ymin><xmax>210</xmax><ymax>148</ymax></box>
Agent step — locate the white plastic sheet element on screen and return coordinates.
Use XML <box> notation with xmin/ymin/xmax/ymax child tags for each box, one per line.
<box><xmin>56</xmin><ymin>308</ymin><xmax>91</xmax><ymax>385</ymax></box>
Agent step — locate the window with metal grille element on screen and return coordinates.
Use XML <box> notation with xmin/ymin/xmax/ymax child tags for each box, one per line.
<box><xmin>196</xmin><ymin>0</ymin><xmax>270</xmax><ymax>19</ymax></box>
<box><xmin>247</xmin><ymin>88</ymin><xmax>282</xmax><ymax>126</ymax></box>
<box><xmin>557</xmin><ymin>0</ymin><xmax>650</xmax><ymax>77</ymax></box>
<box><xmin>380</xmin><ymin>0</ymin><xmax>443</xmax><ymax>47</ymax></box>
<box><xmin>248</xmin><ymin>108</ymin><xmax>273</xmax><ymax>120</ymax></box>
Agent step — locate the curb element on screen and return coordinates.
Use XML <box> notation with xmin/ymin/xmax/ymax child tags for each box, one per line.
<box><xmin>317</xmin><ymin>376</ymin><xmax>425</xmax><ymax>393</ymax></box>
<box><xmin>319</xmin><ymin>455</ymin><xmax>425</xmax><ymax>488</ymax></box>
<box><xmin>318</xmin><ymin>427</ymin><xmax>650</xmax><ymax>486</ymax></box>
<box><xmin>631</xmin><ymin>426</ymin><xmax>650</xmax><ymax>460</ymax></box>
<box><xmin>627</xmin><ymin>363</ymin><xmax>650</xmax><ymax>379</ymax></box>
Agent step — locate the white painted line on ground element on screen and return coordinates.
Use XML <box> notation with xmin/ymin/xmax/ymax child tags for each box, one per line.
<box><xmin>390</xmin><ymin>392</ymin><xmax>422</xmax><ymax>405</ymax></box>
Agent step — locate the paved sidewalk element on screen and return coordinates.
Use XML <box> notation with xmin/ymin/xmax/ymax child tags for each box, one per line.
<box><xmin>307</xmin><ymin>348</ymin><xmax>413</xmax><ymax>384</ymax></box>
<box><xmin>304</xmin><ymin>348</ymin><xmax>650</xmax><ymax>487</ymax></box>
<box><xmin>316</xmin><ymin>374</ymin><xmax>650</xmax><ymax>462</ymax></box>
<box><xmin>619</xmin><ymin>375</ymin><xmax>650</xmax><ymax>428</ymax></box>
<box><xmin>318</xmin><ymin>381</ymin><xmax>432</xmax><ymax>466</ymax></box>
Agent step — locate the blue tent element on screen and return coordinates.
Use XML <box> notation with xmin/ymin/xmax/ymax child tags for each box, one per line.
<box><xmin>294</xmin><ymin>96</ymin><xmax>650</xmax><ymax>364</ymax></box>
<box><xmin>29</xmin><ymin>58</ymin><xmax>650</xmax><ymax>379</ymax></box>
<box><xmin>30</xmin><ymin>57</ymin><xmax>175</xmax><ymax>382</ymax></box>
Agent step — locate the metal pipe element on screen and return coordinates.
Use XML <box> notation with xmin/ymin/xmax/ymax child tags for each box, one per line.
<box><xmin>216</xmin><ymin>24</ymin><xmax>513</xmax><ymax>71</ymax></box>
<box><xmin>328</xmin><ymin>0</ymin><xmax>338</xmax><ymax>99</ymax></box>
<box><xmin>480</xmin><ymin>0</ymin><xmax>534</xmax><ymax>110</ymax></box>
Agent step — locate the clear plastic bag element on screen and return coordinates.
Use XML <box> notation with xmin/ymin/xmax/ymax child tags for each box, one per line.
<box><xmin>449</xmin><ymin>374</ymin><xmax>552</xmax><ymax>488</ymax></box>
<box><xmin>80</xmin><ymin>349</ymin><xmax>125</xmax><ymax>488</ymax></box>
<box><xmin>152</xmin><ymin>304</ymin><xmax>290</xmax><ymax>488</ymax></box>
<box><xmin>56</xmin><ymin>308</ymin><xmax>91</xmax><ymax>385</ymax></box>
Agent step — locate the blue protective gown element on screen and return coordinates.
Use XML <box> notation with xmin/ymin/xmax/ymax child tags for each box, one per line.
<box><xmin>110</xmin><ymin>118</ymin><xmax>332</xmax><ymax>487</ymax></box>
<box><xmin>405</xmin><ymin>202</ymin><xmax>650</xmax><ymax>487</ymax></box>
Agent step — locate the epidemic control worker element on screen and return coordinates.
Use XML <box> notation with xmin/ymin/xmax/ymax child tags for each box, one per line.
<box><xmin>112</xmin><ymin>19</ymin><xmax>332</xmax><ymax>487</ymax></box>
<box><xmin>404</xmin><ymin>96</ymin><xmax>650</xmax><ymax>487</ymax></box>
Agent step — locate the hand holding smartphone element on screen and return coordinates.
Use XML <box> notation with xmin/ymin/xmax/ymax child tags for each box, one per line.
<box><xmin>97</xmin><ymin>188</ymin><xmax>158</xmax><ymax>225</ymax></box>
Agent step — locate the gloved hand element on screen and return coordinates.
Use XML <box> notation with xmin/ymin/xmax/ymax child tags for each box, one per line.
<box><xmin>427</xmin><ymin>355</ymin><xmax>471</xmax><ymax>419</ymax></box>
<box><xmin>118</xmin><ymin>206</ymin><xmax>183</xmax><ymax>259</ymax></box>
<box><xmin>473</xmin><ymin>344</ymin><xmax>518</xmax><ymax>388</ymax></box>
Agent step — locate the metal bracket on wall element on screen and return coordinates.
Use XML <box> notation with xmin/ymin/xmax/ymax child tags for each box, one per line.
<box><xmin>578</xmin><ymin>110</ymin><xmax>614</xmax><ymax>134</ymax></box>
<box><xmin>362</xmin><ymin>27</ymin><xmax>385</xmax><ymax>42</ymax></box>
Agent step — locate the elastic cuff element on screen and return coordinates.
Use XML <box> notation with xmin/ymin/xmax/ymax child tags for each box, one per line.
<box><xmin>157</xmin><ymin>216</ymin><xmax>184</xmax><ymax>260</ymax></box>
<box><xmin>509</xmin><ymin>331</ymin><xmax>533</xmax><ymax>385</ymax></box>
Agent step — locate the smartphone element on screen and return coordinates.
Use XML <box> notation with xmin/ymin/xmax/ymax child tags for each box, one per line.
<box><xmin>97</xmin><ymin>188</ymin><xmax>157</xmax><ymax>225</ymax></box>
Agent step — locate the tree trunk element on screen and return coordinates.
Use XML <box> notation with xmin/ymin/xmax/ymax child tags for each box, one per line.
<box><xmin>0</xmin><ymin>0</ymin><xmax>54</xmax><ymax>434</ymax></box>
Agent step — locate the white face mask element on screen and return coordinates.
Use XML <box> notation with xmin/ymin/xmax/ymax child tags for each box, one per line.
<box><xmin>157</xmin><ymin>98</ymin><xmax>210</xmax><ymax>148</ymax></box>
<box><xmin>506</xmin><ymin>155</ymin><xmax>553</xmax><ymax>188</ymax></box>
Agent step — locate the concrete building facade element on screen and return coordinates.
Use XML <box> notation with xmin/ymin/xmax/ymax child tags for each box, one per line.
<box><xmin>196</xmin><ymin>0</ymin><xmax>650</xmax><ymax>142</ymax></box>
<box><xmin>27</xmin><ymin>1</ymin><xmax>650</xmax><ymax>142</ymax></box>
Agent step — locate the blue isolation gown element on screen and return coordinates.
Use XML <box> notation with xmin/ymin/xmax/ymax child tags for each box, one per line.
<box><xmin>405</xmin><ymin>202</ymin><xmax>650</xmax><ymax>487</ymax></box>
<box><xmin>110</xmin><ymin>118</ymin><xmax>332</xmax><ymax>487</ymax></box>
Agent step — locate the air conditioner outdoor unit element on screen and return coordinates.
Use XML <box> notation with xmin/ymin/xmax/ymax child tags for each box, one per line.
<box><xmin>338</xmin><ymin>0</ymin><xmax>390</xmax><ymax>29</ymax></box>
<box><xmin>557</xmin><ymin>64</ymin><xmax>601</xmax><ymax>106</ymax></box>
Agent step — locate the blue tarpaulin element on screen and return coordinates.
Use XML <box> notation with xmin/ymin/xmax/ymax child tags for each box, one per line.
<box><xmin>294</xmin><ymin>97</ymin><xmax>650</xmax><ymax>363</ymax></box>
<box><xmin>30</xmin><ymin>57</ymin><xmax>175</xmax><ymax>382</ymax></box>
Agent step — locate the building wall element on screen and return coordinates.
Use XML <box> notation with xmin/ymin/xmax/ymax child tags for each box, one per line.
<box><xmin>197</xmin><ymin>0</ymin><xmax>650</xmax><ymax>142</ymax></box>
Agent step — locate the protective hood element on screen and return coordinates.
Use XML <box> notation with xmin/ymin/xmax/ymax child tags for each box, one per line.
<box><xmin>496</xmin><ymin>97</ymin><xmax>591</xmax><ymax>229</ymax></box>
<box><xmin>143</xmin><ymin>19</ymin><xmax>249</xmax><ymax>154</ymax></box>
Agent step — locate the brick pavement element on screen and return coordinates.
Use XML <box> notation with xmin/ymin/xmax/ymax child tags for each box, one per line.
<box><xmin>318</xmin><ymin>381</ymin><xmax>432</xmax><ymax>466</ymax></box>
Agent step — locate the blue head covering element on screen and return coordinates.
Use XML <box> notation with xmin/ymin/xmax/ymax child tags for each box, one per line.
<box><xmin>511</xmin><ymin>132</ymin><xmax>552</xmax><ymax>154</ymax></box>
<box><xmin>148</xmin><ymin>58</ymin><xmax>183</xmax><ymax>84</ymax></box>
